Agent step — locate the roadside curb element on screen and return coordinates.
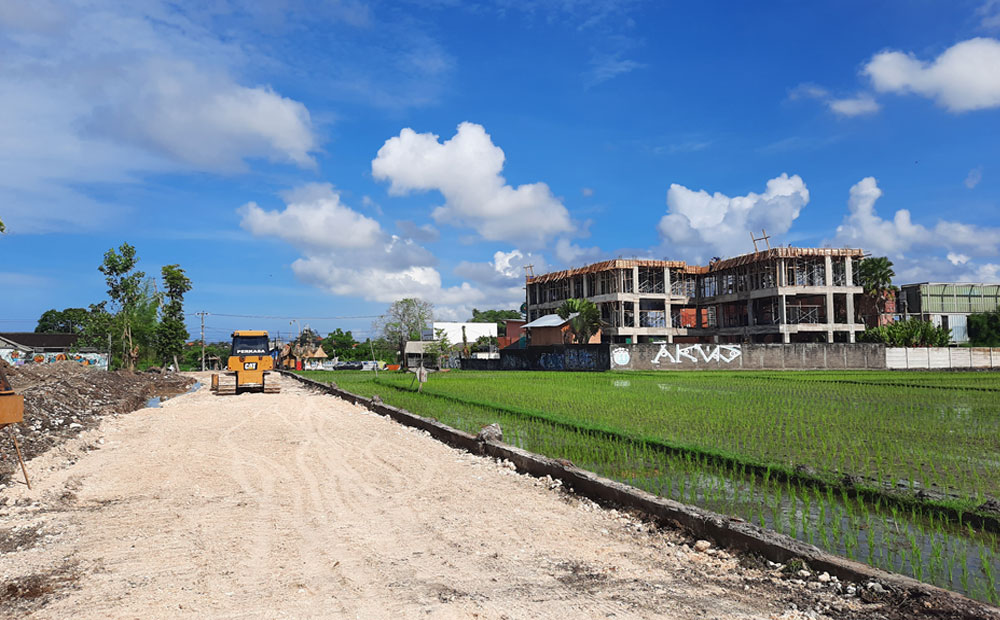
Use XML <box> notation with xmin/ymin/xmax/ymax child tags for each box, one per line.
<box><xmin>282</xmin><ymin>371</ymin><xmax>1000</xmax><ymax>619</ymax></box>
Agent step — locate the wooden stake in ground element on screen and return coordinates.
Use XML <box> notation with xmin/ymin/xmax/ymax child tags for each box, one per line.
<box><xmin>6</xmin><ymin>425</ymin><xmax>30</xmax><ymax>489</ymax></box>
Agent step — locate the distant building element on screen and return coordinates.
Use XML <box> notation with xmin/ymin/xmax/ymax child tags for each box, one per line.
<box><xmin>525</xmin><ymin>247</ymin><xmax>866</xmax><ymax>344</ymax></box>
<box><xmin>0</xmin><ymin>332</ymin><xmax>109</xmax><ymax>369</ymax></box>
<box><xmin>897</xmin><ymin>282</ymin><xmax>1000</xmax><ymax>343</ymax></box>
<box><xmin>521</xmin><ymin>313</ymin><xmax>602</xmax><ymax>346</ymax></box>
<box><xmin>498</xmin><ymin>318</ymin><xmax>526</xmax><ymax>349</ymax></box>
<box><xmin>420</xmin><ymin>321</ymin><xmax>497</xmax><ymax>344</ymax></box>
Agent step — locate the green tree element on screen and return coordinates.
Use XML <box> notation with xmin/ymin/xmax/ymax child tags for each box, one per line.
<box><xmin>35</xmin><ymin>308</ymin><xmax>91</xmax><ymax>334</ymax></box>
<box><xmin>77</xmin><ymin>302</ymin><xmax>113</xmax><ymax>351</ymax></box>
<box><xmin>156</xmin><ymin>264</ymin><xmax>192</xmax><ymax>369</ymax></box>
<box><xmin>968</xmin><ymin>310</ymin><xmax>1000</xmax><ymax>347</ymax></box>
<box><xmin>377</xmin><ymin>298</ymin><xmax>433</xmax><ymax>364</ymax></box>
<box><xmin>470</xmin><ymin>308</ymin><xmax>522</xmax><ymax>333</ymax></box>
<box><xmin>0</xmin><ymin>216</ymin><xmax>5</xmax><ymax>234</ymax></box>
<box><xmin>473</xmin><ymin>334</ymin><xmax>498</xmax><ymax>352</ymax></box>
<box><xmin>556</xmin><ymin>298</ymin><xmax>603</xmax><ymax>344</ymax></box>
<box><xmin>99</xmin><ymin>243</ymin><xmax>154</xmax><ymax>370</ymax></box>
<box><xmin>857</xmin><ymin>256</ymin><xmax>898</xmax><ymax>322</ymax></box>
<box><xmin>321</xmin><ymin>328</ymin><xmax>360</xmax><ymax>360</ymax></box>
<box><xmin>423</xmin><ymin>328</ymin><xmax>453</xmax><ymax>366</ymax></box>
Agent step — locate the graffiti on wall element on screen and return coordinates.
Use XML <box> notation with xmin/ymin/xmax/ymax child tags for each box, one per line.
<box><xmin>650</xmin><ymin>343</ymin><xmax>742</xmax><ymax>365</ymax></box>
<box><xmin>0</xmin><ymin>348</ymin><xmax>109</xmax><ymax>370</ymax></box>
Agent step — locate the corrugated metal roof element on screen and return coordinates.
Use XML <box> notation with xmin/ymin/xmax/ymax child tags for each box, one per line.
<box><xmin>404</xmin><ymin>341</ymin><xmax>430</xmax><ymax>355</ymax></box>
<box><xmin>522</xmin><ymin>313</ymin><xmax>575</xmax><ymax>328</ymax></box>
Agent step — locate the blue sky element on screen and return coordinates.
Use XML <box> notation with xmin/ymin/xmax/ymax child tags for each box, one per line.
<box><xmin>2</xmin><ymin>0</ymin><xmax>999</xmax><ymax>342</ymax></box>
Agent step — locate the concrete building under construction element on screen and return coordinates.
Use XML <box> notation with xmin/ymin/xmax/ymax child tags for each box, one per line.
<box><xmin>525</xmin><ymin>247</ymin><xmax>867</xmax><ymax>344</ymax></box>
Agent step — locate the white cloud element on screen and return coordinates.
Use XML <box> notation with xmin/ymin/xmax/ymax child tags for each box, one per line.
<box><xmin>372</xmin><ymin>122</ymin><xmax>574</xmax><ymax>246</ymax></box>
<box><xmin>831</xmin><ymin>177</ymin><xmax>1000</xmax><ymax>259</ymax></box>
<box><xmin>239</xmin><ymin>183</ymin><xmax>381</xmax><ymax>250</ymax></box>
<box><xmin>863</xmin><ymin>37</ymin><xmax>1000</xmax><ymax>112</ymax></box>
<box><xmin>948</xmin><ymin>252</ymin><xmax>971</xmax><ymax>265</ymax></box>
<box><xmin>554</xmin><ymin>238</ymin><xmax>603</xmax><ymax>265</ymax></box>
<box><xmin>586</xmin><ymin>53</ymin><xmax>643</xmax><ymax>87</ymax></box>
<box><xmin>658</xmin><ymin>174</ymin><xmax>810</xmax><ymax>260</ymax></box>
<box><xmin>978</xmin><ymin>0</ymin><xmax>1000</xmax><ymax>30</ymax></box>
<box><xmin>238</xmin><ymin>183</ymin><xmax>490</xmax><ymax>309</ymax></box>
<box><xmin>789</xmin><ymin>82</ymin><xmax>879</xmax><ymax>117</ymax></box>
<box><xmin>965</xmin><ymin>166</ymin><xmax>984</xmax><ymax>189</ymax></box>
<box><xmin>828</xmin><ymin>94</ymin><xmax>880</xmax><ymax>117</ymax></box>
<box><xmin>395</xmin><ymin>220</ymin><xmax>440</xmax><ymax>243</ymax></box>
<box><xmin>0</xmin><ymin>0</ymin><xmax>320</xmax><ymax>233</ymax></box>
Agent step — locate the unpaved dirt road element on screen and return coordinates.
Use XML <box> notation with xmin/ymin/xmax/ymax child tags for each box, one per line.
<box><xmin>1</xmin><ymin>375</ymin><xmax>902</xmax><ymax>619</ymax></box>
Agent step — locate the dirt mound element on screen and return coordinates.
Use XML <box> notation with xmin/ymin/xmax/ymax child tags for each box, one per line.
<box><xmin>0</xmin><ymin>363</ymin><xmax>194</xmax><ymax>484</ymax></box>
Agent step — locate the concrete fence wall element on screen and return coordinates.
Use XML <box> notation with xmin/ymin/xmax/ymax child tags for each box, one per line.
<box><xmin>609</xmin><ymin>343</ymin><xmax>886</xmax><ymax>371</ymax></box>
<box><xmin>885</xmin><ymin>347</ymin><xmax>1000</xmax><ymax>370</ymax></box>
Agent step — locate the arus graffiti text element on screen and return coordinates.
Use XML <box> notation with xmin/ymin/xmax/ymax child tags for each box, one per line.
<box><xmin>651</xmin><ymin>344</ymin><xmax>742</xmax><ymax>365</ymax></box>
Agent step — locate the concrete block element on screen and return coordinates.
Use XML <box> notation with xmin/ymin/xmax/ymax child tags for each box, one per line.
<box><xmin>949</xmin><ymin>348</ymin><xmax>972</xmax><ymax>369</ymax></box>
<box><xmin>906</xmin><ymin>348</ymin><xmax>929</xmax><ymax>369</ymax></box>
<box><xmin>970</xmin><ymin>348</ymin><xmax>992</xmax><ymax>368</ymax></box>
<box><xmin>826</xmin><ymin>344</ymin><xmax>847</xmax><ymax>369</ymax></box>
<box><xmin>885</xmin><ymin>348</ymin><xmax>907</xmax><ymax>369</ymax></box>
<box><xmin>928</xmin><ymin>348</ymin><xmax>950</xmax><ymax>369</ymax></box>
<box><xmin>801</xmin><ymin>344</ymin><xmax>827</xmax><ymax>369</ymax></box>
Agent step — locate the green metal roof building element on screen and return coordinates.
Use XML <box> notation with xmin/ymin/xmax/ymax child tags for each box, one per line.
<box><xmin>898</xmin><ymin>282</ymin><xmax>1000</xmax><ymax>342</ymax></box>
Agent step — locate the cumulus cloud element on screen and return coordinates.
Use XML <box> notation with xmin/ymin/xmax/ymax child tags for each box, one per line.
<box><xmin>395</xmin><ymin>220</ymin><xmax>440</xmax><ymax>243</ymax></box>
<box><xmin>0</xmin><ymin>0</ymin><xmax>320</xmax><ymax>233</ymax></box>
<box><xmin>863</xmin><ymin>38</ymin><xmax>1000</xmax><ymax>112</ymax></box>
<box><xmin>554</xmin><ymin>238</ymin><xmax>603</xmax><ymax>265</ymax></box>
<box><xmin>239</xmin><ymin>183</ymin><xmax>381</xmax><ymax>250</ymax></box>
<box><xmin>238</xmin><ymin>184</ymin><xmax>487</xmax><ymax>306</ymax></box>
<box><xmin>965</xmin><ymin>166</ymin><xmax>984</xmax><ymax>189</ymax></box>
<box><xmin>658</xmin><ymin>174</ymin><xmax>810</xmax><ymax>260</ymax></box>
<box><xmin>372</xmin><ymin>122</ymin><xmax>574</xmax><ymax>246</ymax></box>
<box><xmin>830</xmin><ymin>177</ymin><xmax>1000</xmax><ymax>283</ymax></box>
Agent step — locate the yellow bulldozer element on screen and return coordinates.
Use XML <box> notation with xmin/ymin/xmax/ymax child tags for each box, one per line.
<box><xmin>210</xmin><ymin>330</ymin><xmax>281</xmax><ymax>395</ymax></box>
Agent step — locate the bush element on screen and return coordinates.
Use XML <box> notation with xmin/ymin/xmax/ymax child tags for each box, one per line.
<box><xmin>968</xmin><ymin>310</ymin><xmax>1000</xmax><ymax>347</ymax></box>
<box><xmin>858</xmin><ymin>318</ymin><xmax>951</xmax><ymax>347</ymax></box>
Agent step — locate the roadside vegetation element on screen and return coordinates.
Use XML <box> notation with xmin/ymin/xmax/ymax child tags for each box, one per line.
<box><xmin>296</xmin><ymin>368</ymin><xmax>1000</xmax><ymax>604</ymax></box>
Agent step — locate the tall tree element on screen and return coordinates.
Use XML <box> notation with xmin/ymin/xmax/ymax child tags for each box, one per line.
<box><xmin>470</xmin><ymin>308</ymin><xmax>522</xmax><ymax>333</ymax></box>
<box><xmin>156</xmin><ymin>264</ymin><xmax>192</xmax><ymax>369</ymax></box>
<box><xmin>377</xmin><ymin>298</ymin><xmax>433</xmax><ymax>364</ymax></box>
<box><xmin>35</xmin><ymin>308</ymin><xmax>90</xmax><ymax>334</ymax></box>
<box><xmin>556</xmin><ymin>298</ymin><xmax>603</xmax><ymax>344</ymax></box>
<box><xmin>857</xmin><ymin>256</ymin><xmax>897</xmax><ymax>321</ymax></box>
<box><xmin>99</xmin><ymin>243</ymin><xmax>149</xmax><ymax>371</ymax></box>
<box><xmin>321</xmin><ymin>328</ymin><xmax>360</xmax><ymax>360</ymax></box>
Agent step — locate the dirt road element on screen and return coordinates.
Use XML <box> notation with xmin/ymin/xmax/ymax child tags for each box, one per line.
<box><xmin>2</xmin><ymin>375</ymin><xmax>888</xmax><ymax>619</ymax></box>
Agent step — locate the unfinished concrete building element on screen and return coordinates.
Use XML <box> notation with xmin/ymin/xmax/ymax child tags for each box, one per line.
<box><xmin>525</xmin><ymin>247</ymin><xmax>866</xmax><ymax>344</ymax></box>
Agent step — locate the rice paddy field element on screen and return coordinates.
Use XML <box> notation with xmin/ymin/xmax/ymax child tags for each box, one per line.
<box><xmin>295</xmin><ymin>368</ymin><xmax>1000</xmax><ymax>605</ymax></box>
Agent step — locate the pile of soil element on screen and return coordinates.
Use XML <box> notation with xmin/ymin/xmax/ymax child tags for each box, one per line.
<box><xmin>0</xmin><ymin>361</ymin><xmax>194</xmax><ymax>484</ymax></box>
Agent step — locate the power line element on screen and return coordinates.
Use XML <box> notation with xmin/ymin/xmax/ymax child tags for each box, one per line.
<box><xmin>186</xmin><ymin>312</ymin><xmax>383</xmax><ymax>320</ymax></box>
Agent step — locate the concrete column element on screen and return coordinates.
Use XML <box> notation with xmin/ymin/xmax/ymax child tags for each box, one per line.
<box><xmin>664</xmin><ymin>266</ymin><xmax>672</xmax><ymax>294</ymax></box>
<box><xmin>582</xmin><ymin>274</ymin><xmax>589</xmax><ymax>298</ymax></box>
<box><xmin>569</xmin><ymin>276</ymin><xmax>575</xmax><ymax>298</ymax></box>
<box><xmin>633</xmin><ymin>300</ymin><xmax>639</xmax><ymax>329</ymax></box>
<box><xmin>632</xmin><ymin>265</ymin><xmax>639</xmax><ymax>295</ymax></box>
<box><xmin>824</xmin><ymin>255</ymin><xmax>833</xmax><ymax>286</ymax></box>
<box><xmin>845</xmin><ymin>256</ymin><xmax>853</xmax><ymax>287</ymax></box>
<box><xmin>747</xmin><ymin>300</ymin><xmax>753</xmax><ymax>327</ymax></box>
<box><xmin>778</xmin><ymin>258</ymin><xmax>785</xmax><ymax>287</ymax></box>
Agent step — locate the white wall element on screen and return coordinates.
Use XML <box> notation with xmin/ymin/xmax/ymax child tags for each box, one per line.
<box><xmin>423</xmin><ymin>322</ymin><xmax>497</xmax><ymax>344</ymax></box>
<box><xmin>886</xmin><ymin>347</ymin><xmax>1000</xmax><ymax>369</ymax></box>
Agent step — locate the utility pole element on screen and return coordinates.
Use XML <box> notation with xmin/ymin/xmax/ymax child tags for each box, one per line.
<box><xmin>197</xmin><ymin>311</ymin><xmax>208</xmax><ymax>371</ymax></box>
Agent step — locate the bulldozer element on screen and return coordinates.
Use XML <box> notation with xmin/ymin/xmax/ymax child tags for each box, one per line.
<box><xmin>210</xmin><ymin>330</ymin><xmax>281</xmax><ymax>395</ymax></box>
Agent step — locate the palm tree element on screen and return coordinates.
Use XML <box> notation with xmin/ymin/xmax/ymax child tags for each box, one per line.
<box><xmin>857</xmin><ymin>256</ymin><xmax>898</xmax><ymax>319</ymax></box>
<box><xmin>556</xmin><ymin>298</ymin><xmax>602</xmax><ymax>344</ymax></box>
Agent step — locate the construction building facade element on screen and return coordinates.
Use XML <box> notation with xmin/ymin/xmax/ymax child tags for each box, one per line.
<box><xmin>525</xmin><ymin>247</ymin><xmax>866</xmax><ymax>344</ymax></box>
